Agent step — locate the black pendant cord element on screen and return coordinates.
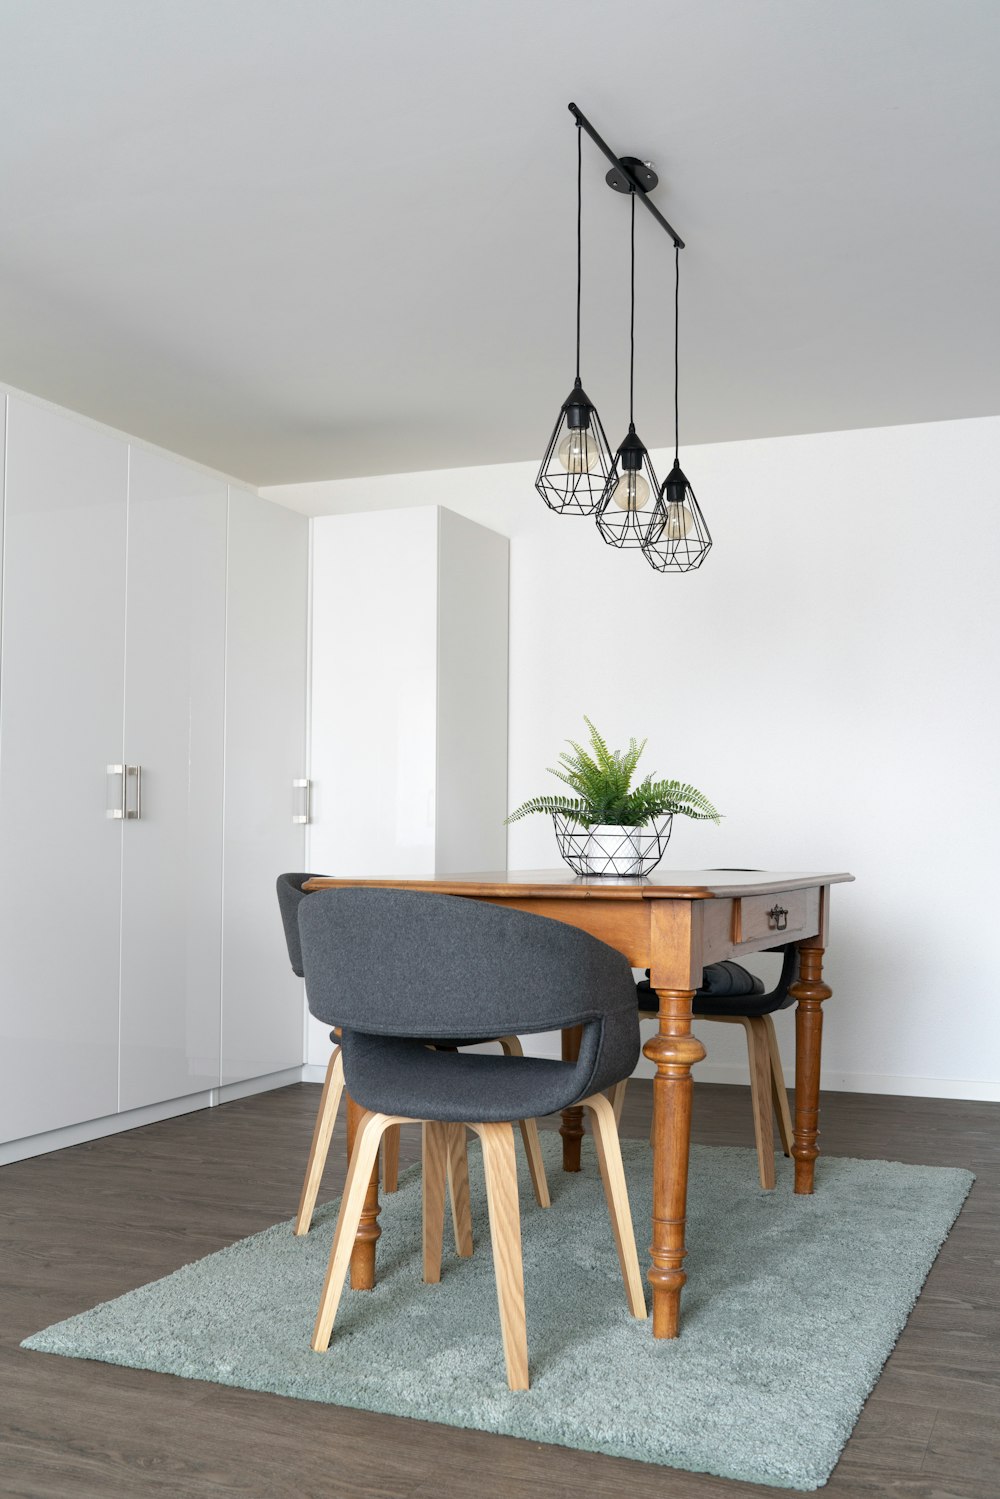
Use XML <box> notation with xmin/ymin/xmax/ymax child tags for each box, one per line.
<box><xmin>628</xmin><ymin>190</ymin><xmax>635</xmax><ymax>428</ymax></box>
<box><xmin>574</xmin><ymin>121</ymin><xmax>582</xmax><ymax>384</ymax></box>
<box><xmin>674</xmin><ymin>244</ymin><xmax>680</xmax><ymax>463</ymax></box>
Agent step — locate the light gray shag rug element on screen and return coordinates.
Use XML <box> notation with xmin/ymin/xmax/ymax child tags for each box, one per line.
<box><xmin>22</xmin><ymin>1135</ymin><xmax>973</xmax><ymax>1490</ymax></box>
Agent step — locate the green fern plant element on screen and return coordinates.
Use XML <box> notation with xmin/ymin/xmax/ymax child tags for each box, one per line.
<box><xmin>505</xmin><ymin>717</ymin><xmax>721</xmax><ymax>829</ymax></box>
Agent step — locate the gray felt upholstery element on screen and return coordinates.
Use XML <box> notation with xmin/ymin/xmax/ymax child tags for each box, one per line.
<box><xmin>340</xmin><ymin>1035</ymin><xmax>603</xmax><ymax>1122</ymax></box>
<box><xmin>276</xmin><ymin>872</ymin><xmax>320</xmax><ymax>979</ymax></box>
<box><xmin>635</xmin><ymin>945</ymin><xmax>799</xmax><ymax>1018</ymax></box>
<box><xmin>296</xmin><ymin>887</ymin><xmax>640</xmax><ymax>1124</ymax></box>
<box><xmin>276</xmin><ymin>873</ymin><xmax>506</xmax><ymax>1052</ymax></box>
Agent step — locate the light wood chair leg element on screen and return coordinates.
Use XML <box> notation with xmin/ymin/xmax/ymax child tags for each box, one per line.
<box><xmin>471</xmin><ymin>1121</ymin><xmax>529</xmax><ymax>1391</ymax></box>
<box><xmin>294</xmin><ymin>1046</ymin><xmax>344</xmax><ymax>1236</ymax></box>
<box><xmin>312</xmin><ymin>1111</ymin><xmax>407</xmax><ymax>1351</ymax></box>
<box><xmin>607</xmin><ymin>1078</ymin><xmax>628</xmax><ymax>1127</ymax></box>
<box><xmin>581</xmin><ymin>1092</ymin><xmax>647</xmax><ymax>1318</ymax></box>
<box><xmin>517</xmin><ymin>1118</ymin><xmax>551</xmax><ymax>1209</ymax></box>
<box><xmin>498</xmin><ymin>1035</ymin><xmax>550</xmax><ymax>1209</ymax></box>
<box><xmin>697</xmin><ymin>1011</ymin><xmax>791</xmax><ymax>1186</ymax></box>
<box><xmin>744</xmin><ymin>1017</ymin><xmax>777</xmax><ymax>1190</ymax></box>
<box><xmin>422</xmin><ymin>1121</ymin><xmax>450</xmax><ymax>1283</ymax></box>
<box><xmin>446</xmin><ymin>1124</ymin><xmax>474</xmax><ymax>1256</ymax></box>
<box><xmin>382</xmin><ymin>1124</ymin><xmax>401</xmax><ymax>1193</ymax></box>
<box><xmin>764</xmin><ymin>1013</ymin><xmax>794</xmax><ymax>1158</ymax></box>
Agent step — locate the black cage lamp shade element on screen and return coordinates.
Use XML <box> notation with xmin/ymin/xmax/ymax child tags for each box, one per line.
<box><xmin>643</xmin><ymin>459</ymin><xmax>712</xmax><ymax>571</ymax></box>
<box><xmin>536</xmin><ymin>379</ymin><xmax>614</xmax><ymax>515</ymax></box>
<box><xmin>595</xmin><ymin>423</ymin><xmax>661</xmax><ymax>548</ymax></box>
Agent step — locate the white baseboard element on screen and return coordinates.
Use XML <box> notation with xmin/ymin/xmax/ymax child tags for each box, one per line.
<box><xmin>0</xmin><ymin>1067</ymin><xmax>306</xmax><ymax>1166</ymax></box>
<box><xmin>0</xmin><ymin>1089</ymin><xmax>216</xmax><ymax>1166</ymax></box>
<box><xmin>805</xmin><ymin>1070</ymin><xmax>1000</xmax><ymax>1103</ymax></box>
<box><xmin>215</xmin><ymin>1068</ymin><xmax>304</xmax><ymax>1104</ymax></box>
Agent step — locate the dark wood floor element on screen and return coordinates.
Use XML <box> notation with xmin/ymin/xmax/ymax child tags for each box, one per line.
<box><xmin>2</xmin><ymin>1079</ymin><xmax>996</xmax><ymax>1499</ymax></box>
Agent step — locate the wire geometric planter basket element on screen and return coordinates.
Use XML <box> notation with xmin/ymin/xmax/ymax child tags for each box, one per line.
<box><xmin>552</xmin><ymin>813</ymin><xmax>673</xmax><ymax>878</ymax></box>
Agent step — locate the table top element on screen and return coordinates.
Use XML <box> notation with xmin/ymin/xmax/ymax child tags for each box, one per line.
<box><xmin>302</xmin><ymin>869</ymin><xmax>855</xmax><ymax>901</ymax></box>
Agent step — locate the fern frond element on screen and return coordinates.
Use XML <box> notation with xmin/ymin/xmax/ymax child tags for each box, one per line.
<box><xmin>563</xmin><ymin>739</ymin><xmax>602</xmax><ymax>779</ymax></box>
<box><xmin>583</xmin><ymin>716</ymin><xmax>616</xmax><ymax>776</ymax></box>
<box><xmin>552</xmin><ymin>745</ymin><xmax>608</xmax><ymax>804</ymax></box>
<box><xmin>630</xmin><ymin>779</ymin><xmax>722</xmax><ymax>823</ymax></box>
<box><xmin>504</xmin><ymin>795</ymin><xmax>589</xmax><ymax>825</ymax></box>
<box><xmin>547</xmin><ymin>766</ymin><xmax>589</xmax><ymax>797</ymax></box>
<box><xmin>620</xmin><ymin>735</ymin><xmax>647</xmax><ymax>786</ymax></box>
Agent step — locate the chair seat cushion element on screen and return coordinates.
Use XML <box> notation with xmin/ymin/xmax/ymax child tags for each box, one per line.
<box><xmin>637</xmin><ymin>960</ymin><xmax>772</xmax><ymax>1018</ymax></box>
<box><xmin>340</xmin><ymin>1031</ymin><xmax>593</xmax><ymax>1123</ymax></box>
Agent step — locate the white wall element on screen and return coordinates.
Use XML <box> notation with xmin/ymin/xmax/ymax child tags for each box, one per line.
<box><xmin>265</xmin><ymin>415</ymin><xmax>1000</xmax><ymax>1102</ymax></box>
<box><xmin>305</xmin><ymin>507</ymin><xmax>509</xmax><ymax>1067</ymax></box>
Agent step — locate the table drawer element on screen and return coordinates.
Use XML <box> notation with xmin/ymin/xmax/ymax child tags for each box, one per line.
<box><xmin>734</xmin><ymin>888</ymin><xmax>817</xmax><ymax>945</ymax></box>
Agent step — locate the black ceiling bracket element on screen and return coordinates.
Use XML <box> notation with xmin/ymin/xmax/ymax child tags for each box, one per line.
<box><xmin>568</xmin><ymin>102</ymin><xmax>685</xmax><ymax>249</ymax></box>
<box><xmin>605</xmin><ymin>155</ymin><xmax>658</xmax><ymax>196</ymax></box>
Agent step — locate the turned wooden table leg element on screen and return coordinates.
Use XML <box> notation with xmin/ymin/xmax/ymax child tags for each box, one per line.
<box><xmin>790</xmin><ymin>944</ymin><xmax>832</xmax><ymax>1194</ymax></box>
<box><xmin>560</xmin><ymin>1024</ymin><xmax>585</xmax><ymax>1172</ymax></box>
<box><xmin>346</xmin><ymin>1092</ymin><xmax>381</xmax><ymax>1289</ymax></box>
<box><xmin>644</xmin><ymin>988</ymin><xmax>706</xmax><ymax>1338</ymax></box>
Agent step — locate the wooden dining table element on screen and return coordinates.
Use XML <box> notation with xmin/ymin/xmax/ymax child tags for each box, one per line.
<box><xmin>302</xmin><ymin>867</ymin><xmax>854</xmax><ymax>1339</ymax></box>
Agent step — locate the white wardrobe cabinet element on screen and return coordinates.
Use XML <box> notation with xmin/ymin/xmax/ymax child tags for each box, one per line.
<box><xmin>0</xmin><ymin>390</ymin><xmax>309</xmax><ymax>1161</ymax></box>
<box><xmin>0</xmin><ymin>395</ymin><xmax>129</xmax><ymax>1142</ymax></box>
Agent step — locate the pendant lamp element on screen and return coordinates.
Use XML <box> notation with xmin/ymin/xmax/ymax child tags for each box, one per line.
<box><xmin>595</xmin><ymin>193</ymin><xmax>661</xmax><ymax>547</ymax></box>
<box><xmin>642</xmin><ymin>247</ymin><xmax>712</xmax><ymax>572</ymax></box>
<box><xmin>535</xmin><ymin>121</ymin><xmax>613</xmax><ymax>515</ymax></box>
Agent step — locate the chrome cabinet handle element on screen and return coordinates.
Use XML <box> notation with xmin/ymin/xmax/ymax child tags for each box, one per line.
<box><xmin>292</xmin><ymin>778</ymin><xmax>311</xmax><ymax>825</ymax></box>
<box><xmin>107</xmin><ymin>764</ymin><xmax>126</xmax><ymax>819</ymax></box>
<box><xmin>767</xmin><ymin>904</ymin><xmax>789</xmax><ymax>931</ymax></box>
<box><xmin>125</xmin><ymin>764</ymin><xmax>142</xmax><ymax>821</ymax></box>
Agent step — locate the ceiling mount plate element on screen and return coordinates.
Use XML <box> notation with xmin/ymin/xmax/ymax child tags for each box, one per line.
<box><xmin>605</xmin><ymin>155</ymin><xmax>658</xmax><ymax>195</ymax></box>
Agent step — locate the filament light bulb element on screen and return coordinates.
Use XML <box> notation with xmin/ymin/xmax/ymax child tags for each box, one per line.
<box><xmin>557</xmin><ymin>429</ymin><xmax>598</xmax><ymax>473</ymax></box>
<box><xmin>612</xmin><ymin>470</ymin><xmax>650</xmax><ymax>511</ymax></box>
<box><xmin>662</xmin><ymin>500</ymin><xmax>693</xmax><ymax>539</ymax></box>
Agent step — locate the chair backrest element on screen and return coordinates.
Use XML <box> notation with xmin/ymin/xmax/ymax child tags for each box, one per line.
<box><xmin>276</xmin><ymin>873</ymin><xmax>321</xmax><ymax>977</ymax></box>
<box><xmin>296</xmin><ymin>886</ymin><xmax>637</xmax><ymax>1040</ymax></box>
<box><xmin>770</xmin><ymin>943</ymin><xmax>800</xmax><ymax>1010</ymax></box>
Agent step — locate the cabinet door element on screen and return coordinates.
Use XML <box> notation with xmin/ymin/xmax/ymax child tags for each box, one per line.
<box><xmin>0</xmin><ymin>397</ymin><xmax>127</xmax><ymax>1143</ymax></box>
<box><xmin>118</xmin><ymin>447</ymin><xmax>228</xmax><ymax>1112</ymax></box>
<box><xmin>221</xmin><ymin>489</ymin><xmax>308</xmax><ymax>1085</ymax></box>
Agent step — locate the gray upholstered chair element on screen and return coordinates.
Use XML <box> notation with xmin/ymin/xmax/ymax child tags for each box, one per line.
<box><xmin>297</xmin><ymin>886</ymin><xmax>646</xmax><ymax>1390</ymax></box>
<box><xmin>632</xmin><ymin>947</ymin><xmax>798</xmax><ymax>1188</ymax></box>
<box><xmin>276</xmin><ymin>874</ymin><xmax>549</xmax><ymax>1241</ymax></box>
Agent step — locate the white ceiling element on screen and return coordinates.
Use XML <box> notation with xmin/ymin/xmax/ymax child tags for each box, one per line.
<box><xmin>1</xmin><ymin>0</ymin><xmax>998</xmax><ymax>485</ymax></box>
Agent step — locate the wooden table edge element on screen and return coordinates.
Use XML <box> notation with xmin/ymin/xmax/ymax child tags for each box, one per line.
<box><xmin>302</xmin><ymin>872</ymin><xmax>855</xmax><ymax>900</ymax></box>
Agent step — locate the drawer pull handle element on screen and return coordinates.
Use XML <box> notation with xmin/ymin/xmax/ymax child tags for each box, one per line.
<box><xmin>767</xmin><ymin>904</ymin><xmax>789</xmax><ymax>931</ymax></box>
